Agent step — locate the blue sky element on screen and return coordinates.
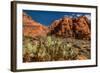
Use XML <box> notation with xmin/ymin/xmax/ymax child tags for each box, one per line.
<box><xmin>23</xmin><ymin>10</ymin><xmax>91</xmax><ymax>26</ymax></box>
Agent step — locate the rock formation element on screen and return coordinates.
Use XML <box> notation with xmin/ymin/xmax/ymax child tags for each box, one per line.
<box><xmin>73</xmin><ymin>16</ymin><xmax>91</xmax><ymax>40</ymax></box>
<box><xmin>50</xmin><ymin>17</ymin><xmax>73</xmax><ymax>38</ymax></box>
<box><xmin>23</xmin><ymin>12</ymin><xmax>49</xmax><ymax>38</ymax></box>
<box><xmin>23</xmin><ymin>12</ymin><xmax>91</xmax><ymax>40</ymax></box>
<box><xmin>49</xmin><ymin>16</ymin><xmax>91</xmax><ymax>40</ymax></box>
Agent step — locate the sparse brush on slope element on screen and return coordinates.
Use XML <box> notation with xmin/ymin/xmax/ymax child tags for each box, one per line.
<box><xmin>23</xmin><ymin>36</ymin><xmax>90</xmax><ymax>62</ymax></box>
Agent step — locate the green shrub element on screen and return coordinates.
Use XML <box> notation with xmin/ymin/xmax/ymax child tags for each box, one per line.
<box><xmin>23</xmin><ymin>35</ymin><xmax>90</xmax><ymax>62</ymax></box>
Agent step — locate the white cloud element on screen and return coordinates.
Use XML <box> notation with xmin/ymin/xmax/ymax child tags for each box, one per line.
<box><xmin>63</xmin><ymin>15</ymin><xmax>73</xmax><ymax>18</ymax></box>
<box><xmin>72</xmin><ymin>13</ymin><xmax>75</xmax><ymax>16</ymax></box>
<box><xmin>76</xmin><ymin>14</ymin><xmax>82</xmax><ymax>17</ymax></box>
<box><xmin>85</xmin><ymin>14</ymin><xmax>91</xmax><ymax>20</ymax></box>
<box><xmin>64</xmin><ymin>15</ymin><xmax>69</xmax><ymax>17</ymax></box>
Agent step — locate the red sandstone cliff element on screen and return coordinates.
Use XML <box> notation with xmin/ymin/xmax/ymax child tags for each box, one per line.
<box><xmin>23</xmin><ymin>12</ymin><xmax>49</xmax><ymax>38</ymax></box>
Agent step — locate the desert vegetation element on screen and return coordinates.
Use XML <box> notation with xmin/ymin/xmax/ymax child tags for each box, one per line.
<box><xmin>23</xmin><ymin>36</ymin><xmax>90</xmax><ymax>62</ymax></box>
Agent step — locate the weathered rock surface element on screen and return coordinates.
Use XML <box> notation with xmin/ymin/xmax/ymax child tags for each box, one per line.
<box><xmin>49</xmin><ymin>16</ymin><xmax>90</xmax><ymax>40</ymax></box>
<box><xmin>23</xmin><ymin>12</ymin><xmax>49</xmax><ymax>38</ymax></box>
<box><xmin>50</xmin><ymin>17</ymin><xmax>73</xmax><ymax>38</ymax></box>
<box><xmin>73</xmin><ymin>16</ymin><xmax>91</xmax><ymax>40</ymax></box>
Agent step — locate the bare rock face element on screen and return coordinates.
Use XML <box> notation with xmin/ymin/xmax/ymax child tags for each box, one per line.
<box><xmin>23</xmin><ymin>12</ymin><xmax>49</xmax><ymax>38</ymax></box>
<box><xmin>50</xmin><ymin>16</ymin><xmax>90</xmax><ymax>40</ymax></box>
<box><xmin>50</xmin><ymin>17</ymin><xmax>73</xmax><ymax>38</ymax></box>
<box><xmin>73</xmin><ymin>16</ymin><xmax>91</xmax><ymax>40</ymax></box>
